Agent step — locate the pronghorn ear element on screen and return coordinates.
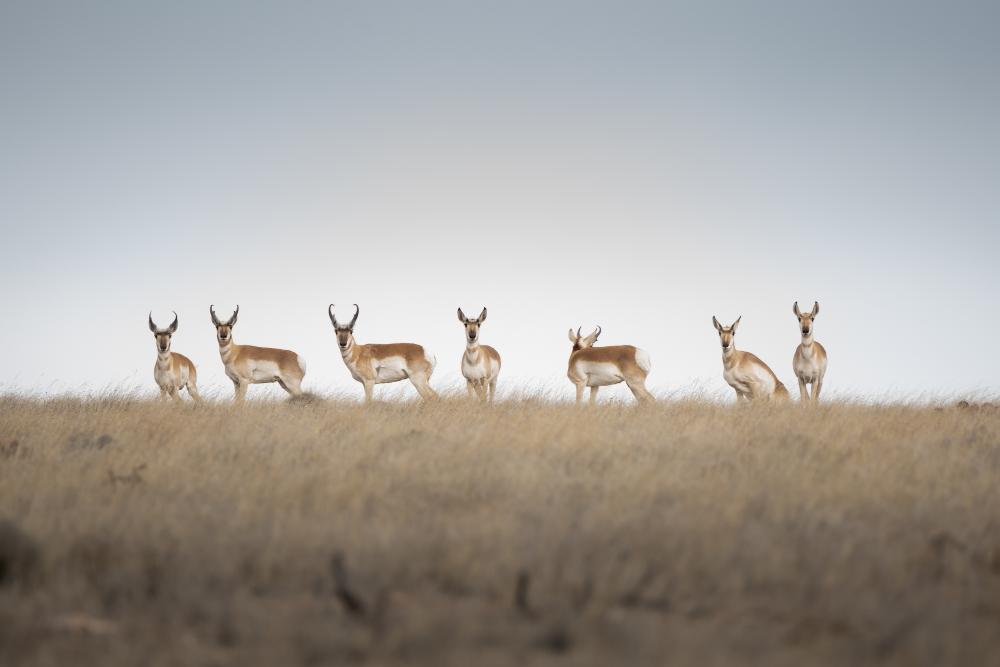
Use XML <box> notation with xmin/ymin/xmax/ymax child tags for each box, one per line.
<box><xmin>811</xmin><ymin>301</ymin><xmax>819</xmax><ymax>317</ymax></box>
<box><xmin>457</xmin><ymin>307</ymin><xmax>466</xmax><ymax>323</ymax></box>
<box><xmin>149</xmin><ymin>312</ymin><xmax>157</xmax><ymax>333</ymax></box>
<box><xmin>712</xmin><ymin>316</ymin><xmax>722</xmax><ymax>332</ymax></box>
<box><xmin>478</xmin><ymin>307</ymin><xmax>487</xmax><ymax>323</ymax></box>
<box><xmin>167</xmin><ymin>311</ymin><xmax>178</xmax><ymax>333</ymax></box>
<box><xmin>731</xmin><ymin>316</ymin><xmax>741</xmax><ymax>331</ymax></box>
<box><xmin>568</xmin><ymin>328</ymin><xmax>578</xmax><ymax>343</ymax></box>
<box><xmin>793</xmin><ymin>301</ymin><xmax>802</xmax><ymax>318</ymax></box>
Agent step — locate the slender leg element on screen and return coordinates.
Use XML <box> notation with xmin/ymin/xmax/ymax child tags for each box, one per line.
<box><xmin>589</xmin><ymin>386</ymin><xmax>599</xmax><ymax>404</ymax></box>
<box><xmin>466</xmin><ymin>380</ymin><xmax>475</xmax><ymax>399</ymax></box>
<box><xmin>278</xmin><ymin>376</ymin><xmax>303</xmax><ymax>396</ymax></box>
<box><xmin>233</xmin><ymin>380</ymin><xmax>248</xmax><ymax>402</ymax></box>
<box><xmin>186</xmin><ymin>382</ymin><xmax>201</xmax><ymax>402</ymax></box>
<box><xmin>363</xmin><ymin>381</ymin><xmax>374</xmax><ymax>402</ymax></box>
<box><xmin>158</xmin><ymin>387</ymin><xmax>168</xmax><ymax>401</ymax></box>
<box><xmin>626</xmin><ymin>379</ymin><xmax>655</xmax><ymax>403</ymax></box>
<box><xmin>488</xmin><ymin>378</ymin><xmax>497</xmax><ymax>403</ymax></box>
<box><xmin>798</xmin><ymin>378</ymin><xmax>809</xmax><ymax>403</ymax></box>
<box><xmin>575</xmin><ymin>382</ymin><xmax>585</xmax><ymax>403</ymax></box>
<box><xmin>812</xmin><ymin>377</ymin><xmax>823</xmax><ymax>402</ymax></box>
<box><xmin>474</xmin><ymin>380</ymin><xmax>487</xmax><ymax>401</ymax></box>
<box><xmin>169</xmin><ymin>387</ymin><xmax>181</xmax><ymax>402</ymax></box>
<box><xmin>411</xmin><ymin>375</ymin><xmax>438</xmax><ymax>400</ymax></box>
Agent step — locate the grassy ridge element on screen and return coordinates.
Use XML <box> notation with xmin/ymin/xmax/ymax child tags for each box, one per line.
<box><xmin>1</xmin><ymin>396</ymin><xmax>999</xmax><ymax>665</ymax></box>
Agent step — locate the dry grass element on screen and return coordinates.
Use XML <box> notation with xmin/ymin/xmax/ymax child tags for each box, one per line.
<box><xmin>1</xmin><ymin>394</ymin><xmax>999</xmax><ymax>666</ymax></box>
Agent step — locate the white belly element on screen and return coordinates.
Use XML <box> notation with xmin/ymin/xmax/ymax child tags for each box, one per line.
<box><xmin>576</xmin><ymin>361</ymin><xmax>623</xmax><ymax>387</ymax></box>
<box><xmin>794</xmin><ymin>354</ymin><xmax>823</xmax><ymax>384</ymax></box>
<box><xmin>375</xmin><ymin>356</ymin><xmax>408</xmax><ymax>383</ymax></box>
<box><xmin>154</xmin><ymin>363</ymin><xmax>186</xmax><ymax>389</ymax></box>
<box><xmin>248</xmin><ymin>360</ymin><xmax>282</xmax><ymax>383</ymax></box>
<box><xmin>462</xmin><ymin>355</ymin><xmax>495</xmax><ymax>381</ymax></box>
<box><xmin>725</xmin><ymin>365</ymin><xmax>775</xmax><ymax>397</ymax></box>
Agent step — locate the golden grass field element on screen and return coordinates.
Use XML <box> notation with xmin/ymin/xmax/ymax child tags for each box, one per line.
<box><xmin>1</xmin><ymin>394</ymin><xmax>999</xmax><ymax>666</ymax></box>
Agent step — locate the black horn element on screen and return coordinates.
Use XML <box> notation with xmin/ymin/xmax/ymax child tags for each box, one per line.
<box><xmin>349</xmin><ymin>304</ymin><xmax>359</xmax><ymax>330</ymax></box>
<box><xmin>149</xmin><ymin>311</ymin><xmax>157</xmax><ymax>332</ymax></box>
<box><xmin>329</xmin><ymin>304</ymin><xmax>339</xmax><ymax>328</ymax></box>
<box><xmin>227</xmin><ymin>305</ymin><xmax>239</xmax><ymax>326</ymax></box>
<box><xmin>168</xmin><ymin>311</ymin><xmax>178</xmax><ymax>333</ymax></box>
<box><xmin>210</xmin><ymin>305</ymin><xmax>221</xmax><ymax>326</ymax></box>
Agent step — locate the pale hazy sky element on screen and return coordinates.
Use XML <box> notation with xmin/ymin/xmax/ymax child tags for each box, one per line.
<box><xmin>2</xmin><ymin>1</ymin><xmax>998</xmax><ymax>400</ymax></box>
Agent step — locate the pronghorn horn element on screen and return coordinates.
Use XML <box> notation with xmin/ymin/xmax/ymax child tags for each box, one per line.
<box><xmin>227</xmin><ymin>305</ymin><xmax>239</xmax><ymax>326</ymax></box>
<box><xmin>592</xmin><ymin>325</ymin><xmax>601</xmax><ymax>340</ymax></box>
<box><xmin>149</xmin><ymin>312</ymin><xmax>157</xmax><ymax>332</ymax></box>
<box><xmin>329</xmin><ymin>304</ymin><xmax>338</xmax><ymax>328</ymax></box>
<box><xmin>478</xmin><ymin>307</ymin><xmax>487</xmax><ymax>322</ymax></box>
<box><xmin>168</xmin><ymin>311</ymin><xmax>178</xmax><ymax>333</ymax></box>
<box><xmin>210</xmin><ymin>305</ymin><xmax>221</xmax><ymax>326</ymax></box>
<box><xmin>576</xmin><ymin>326</ymin><xmax>582</xmax><ymax>339</ymax></box>
<box><xmin>349</xmin><ymin>304</ymin><xmax>359</xmax><ymax>329</ymax></box>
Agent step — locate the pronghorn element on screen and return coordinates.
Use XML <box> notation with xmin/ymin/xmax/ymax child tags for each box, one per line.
<box><xmin>149</xmin><ymin>311</ymin><xmax>200</xmax><ymax>401</ymax></box>
<box><xmin>210</xmin><ymin>305</ymin><xmax>306</xmax><ymax>400</ymax></box>
<box><xmin>567</xmin><ymin>326</ymin><xmax>654</xmax><ymax>403</ymax></box>
<box><xmin>792</xmin><ymin>301</ymin><xmax>828</xmax><ymax>403</ymax></box>
<box><xmin>328</xmin><ymin>304</ymin><xmax>437</xmax><ymax>401</ymax></box>
<box><xmin>457</xmin><ymin>307</ymin><xmax>501</xmax><ymax>402</ymax></box>
<box><xmin>712</xmin><ymin>316</ymin><xmax>789</xmax><ymax>401</ymax></box>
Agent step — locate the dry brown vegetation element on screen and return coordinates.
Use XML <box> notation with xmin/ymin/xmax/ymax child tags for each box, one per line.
<box><xmin>1</xmin><ymin>394</ymin><xmax>1000</xmax><ymax>666</ymax></box>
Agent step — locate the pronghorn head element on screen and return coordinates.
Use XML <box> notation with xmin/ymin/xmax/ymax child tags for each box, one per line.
<box><xmin>568</xmin><ymin>326</ymin><xmax>601</xmax><ymax>351</ymax></box>
<box><xmin>328</xmin><ymin>304</ymin><xmax>360</xmax><ymax>350</ymax></box>
<box><xmin>149</xmin><ymin>311</ymin><xmax>178</xmax><ymax>353</ymax></box>
<box><xmin>712</xmin><ymin>316</ymin><xmax>741</xmax><ymax>352</ymax></box>
<box><xmin>457</xmin><ymin>307</ymin><xmax>487</xmax><ymax>344</ymax></box>
<box><xmin>210</xmin><ymin>305</ymin><xmax>238</xmax><ymax>344</ymax></box>
<box><xmin>793</xmin><ymin>301</ymin><xmax>819</xmax><ymax>337</ymax></box>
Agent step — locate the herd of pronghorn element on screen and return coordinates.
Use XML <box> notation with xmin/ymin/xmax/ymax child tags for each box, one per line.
<box><xmin>148</xmin><ymin>302</ymin><xmax>828</xmax><ymax>404</ymax></box>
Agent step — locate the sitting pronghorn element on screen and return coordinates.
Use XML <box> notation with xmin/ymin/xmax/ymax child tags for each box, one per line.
<box><xmin>457</xmin><ymin>307</ymin><xmax>501</xmax><ymax>402</ymax></box>
<box><xmin>149</xmin><ymin>311</ymin><xmax>200</xmax><ymax>401</ymax></box>
<box><xmin>567</xmin><ymin>326</ymin><xmax>653</xmax><ymax>403</ymax></box>
<box><xmin>792</xmin><ymin>301</ymin><xmax>828</xmax><ymax>403</ymax></box>
<box><xmin>712</xmin><ymin>316</ymin><xmax>789</xmax><ymax>401</ymax></box>
<box><xmin>328</xmin><ymin>304</ymin><xmax>437</xmax><ymax>401</ymax></box>
<box><xmin>210</xmin><ymin>305</ymin><xmax>306</xmax><ymax>400</ymax></box>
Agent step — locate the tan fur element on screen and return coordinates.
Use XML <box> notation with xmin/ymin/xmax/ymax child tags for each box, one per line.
<box><xmin>211</xmin><ymin>306</ymin><xmax>306</xmax><ymax>401</ymax></box>
<box><xmin>792</xmin><ymin>301</ymin><xmax>828</xmax><ymax>403</ymax></box>
<box><xmin>149</xmin><ymin>312</ymin><xmax>200</xmax><ymax>402</ymax></box>
<box><xmin>458</xmin><ymin>307</ymin><xmax>501</xmax><ymax>402</ymax></box>
<box><xmin>330</xmin><ymin>304</ymin><xmax>437</xmax><ymax>401</ymax></box>
<box><xmin>567</xmin><ymin>327</ymin><xmax>653</xmax><ymax>404</ymax></box>
<box><xmin>713</xmin><ymin>316</ymin><xmax>788</xmax><ymax>402</ymax></box>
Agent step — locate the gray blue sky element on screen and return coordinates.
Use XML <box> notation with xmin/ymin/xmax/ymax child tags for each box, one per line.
<box><xmin>1</xmin><ymin>1</ymin><xmax>998</xmax><ymax>399</ymax></box>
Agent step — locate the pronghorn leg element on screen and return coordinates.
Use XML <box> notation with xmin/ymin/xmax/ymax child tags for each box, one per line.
<box><xmin>474</xmin><ymin>380</ymin><xmax>487</xmax><ymax>402</ymax></box>
<box><xmin>169</xmin><ymin>387</ymin><xmax>181</xmax><ymax>402</ymax></box>
<box><xmin>362</xmin><ymin>381</ymin><xmax>374</xmax><ymax>402</ymax></box>
<box><xmin>186</xmin><ymin>382</ymin><xmax>202</xmax><ymax>402</ymax></box>
<box><xmin>411</xmin><ymin>375</ymin><xmax>437</xmax><ymax>400</ymax></box>
<box><xmin>798</xmin><ymin>378</ymin><xmax>809</xmax><ymax>403</ymax></box>
<box><xmin>233</xmin><ymin>380</ymin><xmax>248</xmax><ymax>402</ymax></box>
<box><xmin>626</xmin><ymin>379</ymin><xmax>654</xmax><ymax>403</ymax></box>
<box><xmin>575</xmin><ymin>383</ymin><xmax>585</xmax><ymax>403</ymax></box>
<box><xmin>589</xmin><ymin>386</ymin><xmax>599</xmax><ymax>404</ymax></box>
<box><xmin>812</xmin><ymin>378</ymin><xmax>823</xmax><ymax>402</ymax></box>
<box><xmin>466</xmin><ymin>380</ymin><xmax>475</xmax><ymax>399</ymax></box>
<box><xmin>158</xmin><ymin>387</ymin><xmax>168</xmax><ymax>401</ymax></box>
<box><xmin>277</xmin><ymin>376</ymin><xmax>303</xmax><ymax>397</ymax></box>
<box><xmin>488</xmin><ymin>378</ymin><xmax>497</xmax><ymax>403</ymax></box>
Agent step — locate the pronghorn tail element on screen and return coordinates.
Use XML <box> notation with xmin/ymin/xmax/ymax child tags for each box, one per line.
<box><xmin>635</xmin><ymin>348</ymin><xmax>652</xmax><ymax>374</ymax></box>
<box><xmin>425</xmin><ymin>350</ymin><xmax>437</xmax><ymax>377</ymax></box>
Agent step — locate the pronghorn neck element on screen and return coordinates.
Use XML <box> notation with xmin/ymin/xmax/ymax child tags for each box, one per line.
<box><xmin>156</xmin><ymin>349</ymin><xmax>172</xmax><ymax>369</ymax></box>
<box><xmin>340</xmin><ymin>336</ymin><xmax>360</xmax><ymax>363</ymax></box>
<box><xmin>800</xmin><ymin>332</ymin><xmax>815</xmax><ymax>349</ymax></box>
<box><xmin>464</xmin><ymin>340</ymin><xmax>481</xmax><ymax>363</ymax></box>
<box><xmin>218</xmin><ymin>338</ymin><xmax>236</xmax><ymax>364</ymax></box>
<box><xmin>722</xmin><ymin>345</ymin><xmax>738</xmax><ymax>369</ymax></box>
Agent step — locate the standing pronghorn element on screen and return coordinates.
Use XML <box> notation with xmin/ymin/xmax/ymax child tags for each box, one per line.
<box><xmin>328</xmin><ymin>304</ymin><xmax>438</xmax><ymax>401</ymax></box>
<box><xmin>457</xmin><ymin>307</ymin><xmax>501</xmax><ymax>402</ymax></box>
<box><xmin>792</xmin><ymin>301</ymin><xmax>828</xmax><ymax>403</ymax></box>
<box><xmin>210</xmin><ymin>305</ymin><xmax>306</xmax><ymax>400</ymax></box>
<box><xmin>712</xmin><ymin>316</ymin><xmax>789</xmax><ymax>401</ymax></box>
<box><xmin>567</xmin><ymin>326</ymin><xmax>654</xmax><ymax>403</ymax></box>
<box><xmin>149</xmin><ymin>311</ymin><xmax>201</xmax><ymax>401</ymax></box>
